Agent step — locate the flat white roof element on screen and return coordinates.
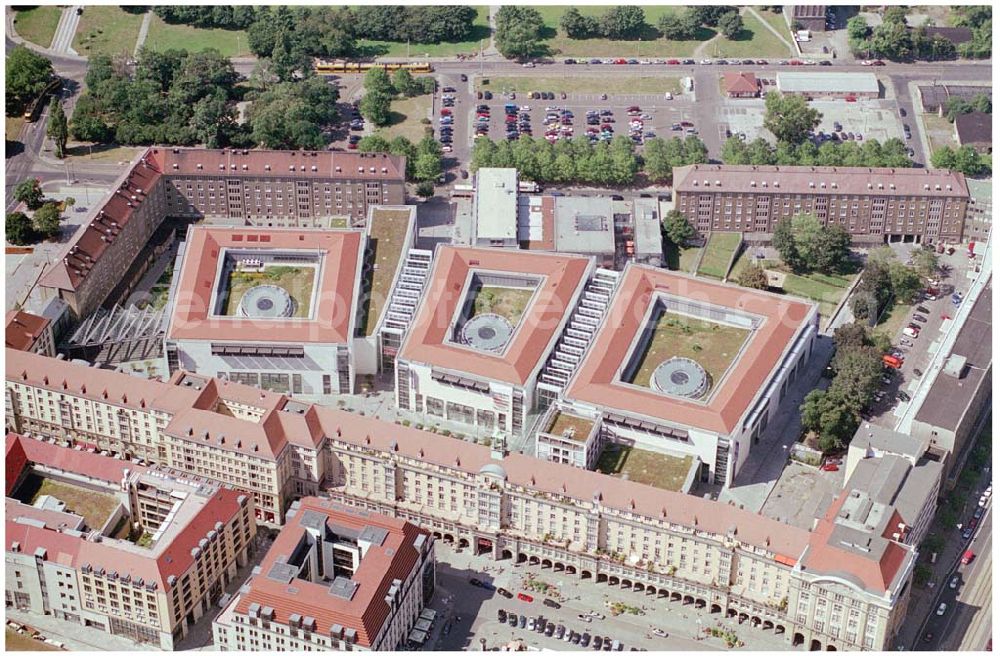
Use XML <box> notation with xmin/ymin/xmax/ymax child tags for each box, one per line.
<box><xmin>475</xmin><ymin>168</ymin><xmax>518</xmax><ymax>240</ymax></box>
<box><xmin>776</xmin><ymin>72</ymin><xmax>879</xmax><ymax>94</ymax></box>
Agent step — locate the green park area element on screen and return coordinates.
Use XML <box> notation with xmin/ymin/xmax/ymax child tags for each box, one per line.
<box><xmin>358</xmin><ymin>6</ymin><xmax>491</xmax><ymax>58</ymax></box>
<box><xmin>12</xmin><ymin>6</ymin><xmax>62</xmax><ymax>48</ymax></box>
<box><xmin>72</xmin><ymin>6</ymin><xmax>144</xmax><ymax>57</ymax></box>
<box><xmin>374</xmin><ymin>94</ymin><xmax>434</xmax><ymax>143</ymax></box>
<box><xmin>143</xmin><ymin>13</ymin><xmax>252</xmax><ymax>58</ymax></box>
<box><xmin>627</xmin><ymin>312</ymin><xmax>749</xmax><ymax>391</ymax></box>
<box><xmin>597</xmin><ymin>444</ymin><xmax>694</xmax><ymax>492</ymax></box>
<box><xmin>701</xmin><ymin>11</ymin><xmax>793</xmax><ymax>60</ymax></box>
<box><xmin>25</xmin><ymin>477</ymin><xmax>120</xmax><ymax>531</ymax></box>
<box><xmin>731</xmin><ymin>253</ymin><xmax>856</xmax><ymax>319</ymax></box>
<box><xmin>696</xmin><ymin>232</ymin><xmax>742</xmax><ymax>279</ymax></box>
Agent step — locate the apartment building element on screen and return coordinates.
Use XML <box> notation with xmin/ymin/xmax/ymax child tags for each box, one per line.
<box><xmin>6</xmin><ymin>310</ymin><xmax>56</xmax><ymax>357</ymax></box>
<box><xmin>213</xmin><ymin>498</ymin><xmax>434</xmax><ymax>651</ymax></box>
<box><xmin>563</xmin><ymin>264</ymin><xmax>818</xmax><ymax>486</ymax></box>
<box><xmin>673</xmin><ymin>164</ymin><xmax>970</xmax><ymax>244</ymax></box>
<box><xmin>395</xmin><ymin>246</ymin><xmax>593</xmax><ymax>439</ymax></box>
<box><xmin>5</xmin><ymin>349</ymin><xmax>918</xmax><ymax>650</ymax></box>
<box><xmin>40</xmin><ymin>148</ymin><xmax>406</xmax><ymax>319</ymax></box>
<box><xmin>5</xmin><ymin>434</ymin><xmax>255</xmax><ymax>649</ymax></box>
<box><xmin>163</xmin><ymin>225</ymin><xmax>365</xmax><ymax>399</ymax></box>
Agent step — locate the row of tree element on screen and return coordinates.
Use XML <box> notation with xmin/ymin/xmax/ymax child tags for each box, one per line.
<box><xmin>494</xmin><ymin>6</ymin><xmax>547</xmax><ymax>61</ymax></box>
<box><xmin>930</xmin><ymin>145</ymin><xmax>990</xmax><ymax>178</ymax></box>
<box><xmin>772</xmin><ymin>214</ymin><xmax>852</xmax><ymax>275</ymax></box>
<box><xmin>557</xmin><ymin>6</ymin><xmax>745</xmax><ymax>43</ymax></box>
<box><xmin>359</xmin><ymin>67</ymin><xmax>436</xmax><ymax>127</ymax></box>
<box><xmin>800</xmin><ymin>323</ymin><xmax>892</xmax><ymax>452</ymax></box>
<box><xmin>469</xmin><ymin>134</ymin><xmax>707</xmax><ymax>186</ymax></box>
<box><xmin>720</xmin><ymin>135</ymin><xmax>913</xmax><ymax>169</ymax></box>
<box><xmin>352</xmin><ymin>6</ymin><xmax>479</xmax><ymax>44</ymax></box>
<box><xmin>657</xmin><ymin>6</ymin><xmax>744</xmax><ymax>41</ymax></box>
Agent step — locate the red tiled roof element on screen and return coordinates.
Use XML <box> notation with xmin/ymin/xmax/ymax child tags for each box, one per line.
<box><xmin>165</xmin><ymin>226</ymin><xmax>363</xmax><ymax>345</ymax></box>
<box><xmin>147</xmin><ymin>147</ymin><xmax>406</xmax><ymax>182</ymax></box>
<box><xmin>723</xmin><ymin>72</ymin><xmax>759</xmax><ymax>95</ymax></box>
<box><xmin>6</xmin><ymin>433</ymin><xmax>28</xmax><ymax>495</ymax></box>
<box><xmin>233</xmin><ymin>497</ymin><xmax>428</xmax><ymax>648</ymax></box>
<box><xmin>674</xmin><ymin>164</ymin><xmax>970</xmax><ymax>198</ymax></box>
<box><xmin>399</xmin><ymin>246</ymin><xmax>591</xmax><ymax>385</ymax></box>
<box><xmin>40</xmin><ymin>153</ymin><xmax>163</xmax><ymax>292</ymax></box>
<box><xmin>5</xmin><ymin>310</ymin><xmax>51</xmax><ymax>351</ymax></box>
<box><xmin>566</xmin><ymin>264</ymin><xmax>815</xmax><ymax>434</ymax></box>
<box><xmin>8</xmin><ymin>432</ymin><xmax>147</xmax><ymax>483</ymax></box>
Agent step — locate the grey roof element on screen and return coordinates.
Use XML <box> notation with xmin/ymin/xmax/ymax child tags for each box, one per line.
<box><xmin>919</xmin><ymin>84</ymin><xmax>992</xmax><ymax>112</ymax></box>
<box><xmin>553</xmin><ymin>196</ymin><xmax>615</xmax><ymax>255</ymax></box>
<box><xmin>632</xmin><ymin>198</ymin><xmax>663</xmax><ymax>256</ymax></box>
<box><xmin>478</xmin><ymin>462</ymin><xmax>507</xmax><ymax>479</ymax></box>
<box><xmin>358</xmin><ymin>525</ymin><xmax>389</xmax><ymax>546</ymax></box>
<box><xmin>847</xmin><ymin>454</ymin><xmax>942</xmax><ymax>530</ymax></box>
<box><xmin>299</xmin><ymin>509</ymin><xmax>328</xmax><ymax>533</ymax></box>
<box><xmin>328</xmin><ymin>576</ymin><xmax>359</xmax><ymax>600</ymax></box>
<box><xmin>475</xmin><ymin>168</ymin><xmax>518</xmax><ymax>241</ymax></box>
<box><xmin>267</xmin><ymin>561</ymin><xmax>298</xmax><ymax>584</ymax></box>
<box><xmin>914</xmin><ymin>281</ymin><xmax>992</xmax><ymax>431</ymax></box>
<box><xmin>776</xmin><ymin>72</ymin><xmax>879</xmax><ymax>94</ymax></box>
<box><xmin>955</xmin><ymin>111</ymin><xmax>992</xmax><ymax>146</ymax></box>
<box><xmin>851</xmin><ymin>423</ymin><xmax>923</xmax><ymax>459</ymax></box>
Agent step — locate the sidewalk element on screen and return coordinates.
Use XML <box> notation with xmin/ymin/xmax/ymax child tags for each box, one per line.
<box><xmin>5</xmin><ymin>608</ymin><xmax>159</xmax><ymax>652</ymax></box>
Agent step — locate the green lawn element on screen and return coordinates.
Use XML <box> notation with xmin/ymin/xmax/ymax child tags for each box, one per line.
<box><xmin>64</xmin><ymin>143</ymin><xmax>143</xmax><ymax>164</ymax></box>
<box><xmin>472</xmin><ymin>286</ymin><xmax>534</xmax><ymax>326</ymax></box>
<box><xmin>535</xmin><ymin>5</ymin><xmax>715</xmax><ymax>58</ymax></box>
<box><xmin>677</xmin><ymin>246</ymin><xmax>703</xmax><ymax>274</ymax></box>
<box><xmin>6</xmin><ymin>116</ymin><xmax>26</xmax><ymax>142</ymax></box>
<box><xmin>363</xmin><ymin>207</ymin><xmax>413</xmax><ymax>336</ymax></box>
<box><xmin>922</xmin><ymin>113</ymin><xmax>958</xmax><ymax>152</ymax></box>
<box><xmin>143</xmin><ymin>13</ymin><xmax>252</xmax><ymax>57</ymax></box>
<box><xmin>29</xmin><ymin>478</ymin><xmax>121</xmax><ymax>531</ymax></box>
<box><xmin>545</xmin><ymin>411</ymin><xmax>595</xmax><ymax>441</ymax></box>
<box><xmin>697</xmin><ymin>232</ymin><xmax>742</xmax><ymax>279</ymax></box>
<box><xmin>357</xmin><ymin>6</ymin><xmax>491</xmax><ymax>58</ymax></box>
<box><xmin>221</xmin><ymin>266</ymin><xmax>316</xmax><ymax>318</ymax></box>
<box><xmin>755</xmin><ymin>7</ymin><xmax>791</xmax><ymax>41</ymax></box>
<box><xmin>701</xmin><ymin>10</ymin><xmax>794</xmax><ymax>59</ymax></box>
<box><xmin>12</xmin><ymin>6</ymin><xmax>62</xmax><ymax>48</ymax></box>
<box><xmin>628</xmin><ymin>312</ymin><xmax>749</xmax><ymax>392</ymax></box>
<box><xmin>73</xmin><ymin>6</ymin><xmax>144</xmax><ymax>57</ymax></box>
<box><xmin>479</xmin><ymin>75</ymin><xmax>681</xmax><ymax>96</ymax></box>
<box><xmin>733</xmin><ymin>254</ymin><xmax>855</xmax><ymax>318</ymax></box>
<box><xmin>596</xmin><ymin>444</ymin><xmax>694</xmax><ymax>492</ymax></box>
<box><xmin>877</xmin><ymin>300</ymin><xmax>914</xmax><ymax>338</ymax></box>
<box><xmin>374</xmin><ymin>94</ymin><xmax>433</xmax><ymax>143</ymax></box>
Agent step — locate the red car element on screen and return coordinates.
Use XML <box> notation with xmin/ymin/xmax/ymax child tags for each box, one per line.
<box><xmin>789</xmin><ymin>60</ymin><xmax>803</xmax><ymax>66</ymax></box>
<box><xmin>517</xmin><ymin>592</ymin><xmax>534</xmax><ymax>602</ymax></box>
<box><xmin>614</xmin><ymin>58</ymin><xmax>627</xmax><ymax>65</ymax></box>
<box><xmin>666</xmin><ymin>59</ymin><xmax>680</xmax><ymax>65</ymax></box>
<box><xmin>821</xmin><ymin>463</ymin><xmax>840</xmax><ymax>472</ymax></box>
<box><xmin>440</xmin><ymin>108</ymin><xmax>452</xmax><ymax>116</ymax></box>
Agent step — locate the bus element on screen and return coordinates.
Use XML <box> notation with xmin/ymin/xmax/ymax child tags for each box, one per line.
<box><xmin>23</xmin><ymin>77</ymin><xmax>61</xmax><ymax>122</ymax></box>
<box><xmin>314</xmin><ymin>60</ymin><xmax>433</xmax><ymax>75</ymax></box>
<box><xmin>450</xmin><ymin>184</ymin><xmax>474</xmax><ymax>199</ymax></box>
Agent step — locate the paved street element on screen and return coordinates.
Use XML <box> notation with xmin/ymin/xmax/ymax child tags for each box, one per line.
<box><xmin>426</xmin><ymin>542</ymin><xmax>790</xmax><ymax>652</ymax></box>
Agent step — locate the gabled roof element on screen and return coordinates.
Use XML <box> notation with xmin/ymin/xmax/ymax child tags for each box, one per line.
<box><xmin>40</xmin><ymin>153</ymin><xmax>163</xmax><ymax>292</ymax></box>
<box><xmin>6</xmin><ymin>433</ymin><xmax>28</xmax><ymax>495</ymax></box>
<box><xmin>565</xmin><ymin>264</ymin><xmax>815</xmax><ymax>434</ymax></box>
<box><xmin>954</xmin><ymin>111</ymin><xmax>992</xmax><ymax>146</ymax></box>
<box><xmin>399</xmin><ymin>246</ymin><xmax>591</xmax><ymax>386</ymax></box>
<box><xmin>5</xmin><ymin>310</ymin><xmax>50</xmax><ymax>351</ymax></box>
<box><xmin>147</xmin><ymin>147</ymin><xmax>405</xmax><ymax>182</ymax></box>
<box><xmin>723</xmin><ymin>72</ymin><xmax>759</xmax><ymax>95</ymax></box>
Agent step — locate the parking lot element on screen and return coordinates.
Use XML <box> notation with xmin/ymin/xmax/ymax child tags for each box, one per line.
<box><xmin>718</xmin><ymin>95</ymin><xmax>907</xmax><ymax>147</ymax></box>
<box><xmin>424</xmin><ymin>542</ymin><xmax>791</xmax><ymax>652</ymax></box>
<box><xmin>452</xmin><ymin>92</ymin><xmax>699</xmax><ymax>149</ymax></box>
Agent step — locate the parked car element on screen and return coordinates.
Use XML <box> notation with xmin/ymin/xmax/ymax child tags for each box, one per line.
<box><xmin>950</xmin><ymin>575</ymin><xmax>960</xmax><ymax>589</ymax></box>
<box><xmin>520</xmin><ymin>615</ymin><xmax>528</xmax><ymax>628</ymax></box>
<box><xmin>897</xmin><ymin>391</ymin><xmax>911</xmax><ymax>402</ymax></box>
<box><xmin>821</xmin><ymin>462</ymin><xmax>840</xmax><ymax>472</ymax></box>
<box><xmin>582</xmin><ymin>633</ymin><xmax>592</xmax><ymax>648</ymax></box>
<box><xmin>517</xmin><ymin>592</ymin><xmax>534</xmax><ymax>602</ymax></box>
<box><xmin>509</xmin><ymin>614</ymin><xmax>519</xmax><ymax>626</ymax></box>
<box><xmin>545</xmin><ymin>623</ymin><xmax>555</xmax><ymax>637</ymax></box>
<box><xmin>556</xmin><ymin>625</ymin><xmax>566</xmax><ymax>639</ymax></box>
<box><xmin>936</xmin><ymin>603</ymin><xmax>948</xmax><ymax>616</ymax></box>
<box><xmin>498</xmin><ymin>609</ymin><xmax>508</xmax><ymax>622</ymax></box>
<box><xmin>543</xmin><ymin>598</ymin><xmax>561</xmax><ymax>609</ymax></box>
<box><xmin>912</xmin><ymin>314</ymin><xmax>927</xmax><ymax>323</ymax></box>
<box><xmin>578</xmin><ymin>614</ymin><xmax>593</xmax><ymax>623</ymax></box>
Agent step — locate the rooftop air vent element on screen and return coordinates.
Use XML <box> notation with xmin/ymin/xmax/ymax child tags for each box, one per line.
<box><xmin>335</xmin><ymin>166</ymin><xmax>342</xmax><ymax>173</ymax></box>
<box><xmin>265</xmin><ymin>164</ymin><xmax>271</xmax><ymax>171</ymax></box>
<box><xmin>242</xmin><ymin>164</ymin><xmax>248</xmax><ymax>170</ymax></box>
<box><xmin>219</xmin><ymin>164</ymin><xmax>225</xmax><ymax>170</ymax></box>
<box><xmin>197</xmin><ymin>163</ymin><xmax>203</xmax><ymax>169</ymax></box>
<box><xmin>809</xmin><ymin>182</ymin><xmax>816</xmax><ymax>188</ymax></box>
<box><xmin>290</xmin><ymin>166</ymin><xmax>295</xmax><ymax>171</ymax></box>
<box><xmin>172</xmin><ymin>164</ymin><xmax>179</xmax><ymax>169</ymax></box>
<box><xmin>311</xmin><ymin>165</ymin><xmax>317</xmax><ymax>171</ymax></box>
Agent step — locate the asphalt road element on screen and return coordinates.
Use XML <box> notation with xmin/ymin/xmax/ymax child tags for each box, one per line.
<box><xmin>912</xmin><ymin>485</ymin><xmax>992</xmax><ymax>649</ymax></box>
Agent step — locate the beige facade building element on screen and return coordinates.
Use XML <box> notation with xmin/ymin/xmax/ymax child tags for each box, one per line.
<box><xmin>213</xmin><ymin>497</ymin><xmax>434</xmax><ymax>651</ymax></box>
<box><xmin>5</xmin><ymin>348</ymin><xmax>917</xmax><ymax>650</ymax></box>
<box><xmin>5</xmin><ymin>434</ymin><xmax>256</xmax><ymax>649</ymax></box>
<box><xmin>40</xmin><ymin>148</ymin><xmax>406</xmax><ymax>319</ymax></box>
<box><xmin>673</xmin><ymin>164</ymin><xmax>970</xmax><ymax>245</ymax></box>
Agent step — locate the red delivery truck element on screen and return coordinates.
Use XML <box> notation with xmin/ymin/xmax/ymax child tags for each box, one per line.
<box><xmin>882</xmin><ymin>354</ymin><xmax>903</xmax><ymax>369</ymax></box>
<box><xmin>961</xmin><ymin>550</ymin><xmax>975</xmax><ymax>565</ymax></box>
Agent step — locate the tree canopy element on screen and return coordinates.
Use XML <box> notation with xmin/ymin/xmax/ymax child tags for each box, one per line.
<box><xmin>771</xmin><ymin>214</ymin><xmax>852</xmax><ymax>275</ymax></box>
<box><xmin>495</xmin><ymin>6</ymin><xmax>546</xmax><ymax>60</ymax></box>
<box><xmin>662</xmin><ymin>210</ymin><xmax>695</xmax><ymax>245</ymax></box>
<box><xmin>13</xmin><ymin>179</ymin><xmax>44</xmax><ymax>210</ymax></box>
<box><xmin>763</xmin><ymin>91</ymin><xmax>822</xmax><ymax>145</ymax></box>
<box><xmin>6</xmin><ymin>45</ymin><xmax>54</xmax><ymax>115</ymax></box>
<box><xmin>6</xmin><ymin>212</ymin><xmax>35</xmax><ymax>246</ymax></box>
<box><xmin>642</xmin><ymin>136</ymin><xmax>708</xmax><ymax>183</ymax></box>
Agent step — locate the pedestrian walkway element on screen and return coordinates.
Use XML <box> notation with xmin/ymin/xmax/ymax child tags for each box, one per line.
<box><xmin>133</xmin><ymin>10</ymin><xmax>153</xmax><ymax>56</ymax></box>
<box><xmin>5</xmin><ymin>608</ymin><xmax>159</xmax><ymax>652</ymax></box>
<box><xmin>50</xmin><ymin>6</ymin><xmax>83</xmax><ymax>56</ymax></box>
